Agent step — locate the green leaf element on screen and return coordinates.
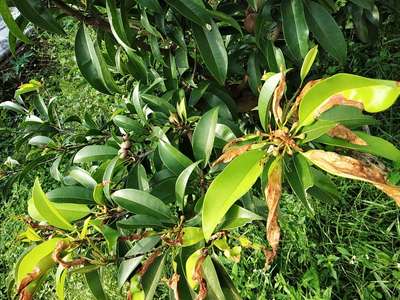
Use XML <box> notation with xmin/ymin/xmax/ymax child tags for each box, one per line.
<box><xmin>117</xmin><ymin>215</ymin><xmax>166</xmax><ymax>230</ymax></box>
<box><xmin>103</xmin><ymin>157</ymin><xmax>121</xmax><ymax>201</ymax></box>
<box><xmin>316</xmin><ymin>132</ymin><xmax>400</xmax><ymax>162</ymax></box>
<box><xmin>298</xmin><ymin>74</ymin><xmax>400</xmax><ymax>127</ymax></box>
<box><xmin>16</xmin><ymin>238</ymin><xmax>61</xmax><ymax>285</ymax></box>
<box><xmin>189</xmin><ymin>82</ymin><xmax>209</xmax><ymax>106</ymax></box>
<box><xmin>182</xmin><ymin>227</ymin><xmax>204</xmax><ymax>247</ymax></box>
<box><xmin>247</xmin><ymin>52</ymin><xmax>262</xmax><ymax>95</ymax></box>
<box><xmin>131</xmin><ymin>83</ymin><xmax>147</xmax><ymax>125</ymax></box>
<box><xmin>32</xmin><ymin>178</ymin><xmax>74</xmax><ymax>231</ymax></box>
<box><xmin>185</xmin><ymin>249</ymin><xmax>202</xmax><ymax>289</ymax></box>
<box><xmin>202</xmin><ymin>150</ymin><xmax>265</xmax><ymax>240</ymax></box>
<box><xmin>142</xmin><ymin>254</ymin><xmax>166</xmax><ymax>300</ymax></box>
<box><xmin>93</xmin><ymin>184</ymin><xmax>107</xmax><ymax>205</ymax></box>
<box><xmin>0</xmin><ymin>0</ymin><xmax>30</xmax><ymax>43</ymax></box>
<box><xmin>309</xmin><ymin>167</ymin><xmax>339</xmax><ymax>201</ymax></box>
<box><xmin>14</xmin><ymin>0</ymin><xmax>64</xmax><ymax>35</ymax></box>
<box><xmin>300</xmin><ymin>45</ymin><xmax>318</xmax><ymax>81</ymax></box>
<box><xmin>211</xmin><ymin>256</ymin><xmax>242</xmax><ymax>299</ymax></box>
<box><xmin>75</xmin><ymin>24</ymin><xmax>120</xmax><ymax>94</ymax></box>
<box><xmin>46</xmin><ymin>186</ymin><xmax>94</xmax><ymax>204</ymax></box>
<box><xmin>175</xmin><ymin>161</ymin><xmax>201</xmax><ymax>211</ymax></box>
<box><xmin>55</xmin><ymin>265</ymin><xmax>67</xmax><ymax>300</ymax></box>
<box><xmin>258</xmin><ymin>73</ymin><xmax>281</xmax><ymax>131</ymax></box>
<box><xmin>0</xmin><ymin>101</ymin><xmax>27</xmax><ymax>114</ymax></box>
<box><xmin>118</xmin><ymin>236</ymin><xmax>160</xmax><ymax>288</ymax></box>
<box><xmin>202</xmin><ymin>256</ymin><xmax>225</xmax><ymax>299</ymax></box>
<box><xmin>28</xmin><ymin>136</ymin><xmax>53</xmax><ymax>147</ymax></box>
<box><xmin>281</xmin><ymin>0</ymin><xmax>309</xmax><ymax>62</ymax></box>
<box><xmin>284</xmin><ymin>156</ymin><xmax>314</xmax><ymax>214</ymax></box>
<box><xmin>158</xmin><ymin>140</ymin><xmax>193</xmax><ymax>175</ymax></box>
<box><xmin>165</xmin><ymin>0</ymin><xmax>211</xmax><ymax>27</ymax></box>
<box><xmin>111</xmin><ymin>189</ymin><xmax>174</xmax><ymax>220</ymax></box>
<box><xmin>219</xmin><ymin>205</ymin><xmax>264</xmax><ymax>231</ymax></box>
<box><xmin>127</xmin><ymin>163</ymin><xmax>149</xmax><ymax>191</ymax></box>
<box><xmin>192</xmin><ymin>107</ymin><xmax>219</xmax><ymax>167</ymax></box>
<box><xmin>192</xmin><ymin>20</ymin><xmax>228</xmax><ymax>86</ymax></box>
<box><xmin>113</xmin><ymin>115</ymin><xmax>145</xmax><ymax>133</ymax></box>
<box><xmin>210</xmin><ymin>10</ymin><xmax>243</xmax><ymax>35</ymax></box>
<box><xmin>85</xmin><ymin>269</ymin><xmax>108</xmax><ymax>300</ymax></box>
<box><xmin>74</xmin><ymin>145</ymin><xmax>118</xmax><ymax>163</ymax></box>
<box><xmin>304</xmin><ymin>1</ymin><xmax>347</xmax><ymax>63</ymax></box>
<box><xmin>69</xmin><ymin>167</ymin><xmax>97</xmax><ymax>189</ymax></box>
<box><xmin>106</xmin><ymin>0</ymin><xmax>133</xmax><ymax>48</ymax></box>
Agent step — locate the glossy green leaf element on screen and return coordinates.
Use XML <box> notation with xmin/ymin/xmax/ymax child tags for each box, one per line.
<box><xmin>93</xmin><ymin>184</ymin><xmax>107</xmax><ymax>205</ymax></box>
<box><xmin>142</xmin><ymin>254</ymin><xmax>166</xmax><ymax>300</ymax></box>
<box><xmin>113</xmin><ymin>115</ymin><xmax>144</xmax><ymax>133</ymax></box>
<box><xmin>112</xmin><ymin>189</ymin><xmax>174</xmax><ymax>220</ymax></box>
<box><xmin>258</xmin><ymin>73</ymin><xmax>280</xmax><ymax>131</ymax></box>
<box><xmin>211</xmin><ymin>256</ymin><xmax>242</xmax><ymax>299</ymax></box>
<box><xmin>247</xmin><ymin>52</ymin><xmax>262</xmax><ymax>95</ymax></box>
<box><xmin>74</xmin><ymin>145</ymin><xmax>118</xmax><ymax>163</ymax></box>
<box><xmin>192</xmin><ymin>107</ymin><xmax>219</xmax><ymax>167</ymax></box>
<box><xmin>210</xmin><ymin>10</ymin><xmax>243</xmax><ymax>35</ymax></box>
<box><xmin>14</xmin><ymin>0</ymin><xmax>64</xmax><ymax>35</ymax></box>
<box><xmin>28</xmin><ymin>136</ymin><xmax>53</xmax><ymax>147</ymax></box>
<box><xmin>85</xmin><ymin>269</ymin><xmax>107</xmax><ymax>300</ymax></box>
<box><xmin>32</xmin><ymin>178</ymin><xmax>74</xmax><ymax>231</ymax></box>
<box><xmin>284</xmin><ymin>157</ymin><xmax>314</xmax><ymax>214</ymax></box>
<box><xmin>189</xmin><ymin>82</ymin><xmax>209</xmax><ymax>107</ymax></box>
<box><xmin>106</xmin><ymin>0</ymin><xmax>133</xmax><ymax>48</ymax></box>
<box><xmin>158</xmin><ymin>140</ymin><xmax>193</xmax><ymax>175</ymax></box>
<box><xmin>300</xmin><ymin>45</ymin><xmax>318</xmax><ymax>81</ymax></box>
<box><xmin>0</xmin><ymin>0</ymin><xmax>29</xmax><ymax>43</ymax></box>
<box><xmin>182</xmin><ymin>227</ymin><xmax>204</xmax><ymax>247</ymax></box>
<box><xmin>175</xmin><ymin>161</ymin><xmax>201</xmax><ymax>210</ymax></box>
<box><xmin>219</xmin><ymin>205</ymin><xmax>264</xmax><ymax>230</ymax></box>
<box><xmin>103</xmin><ymin>157</ymin><xmax>121</xmax><ymax>201</ymax></box>
<box><xmin>75</xmin><ymin>24</ymin><xmax>120</xmax><ymax>94</ymax></box>
<box><xmin>281</xmin><ymin>0</ymin><xmax>309</xmax><ymax>62</ymax></box>
<box><xmin>165</xmin><ymin>0</ymin><xmax>211</xmax><ymax>27</ymax></box>
<box><xmin>185</xmin><ymin>249</ymin><xmax>202</xmax><ymax>289</ymax></box>
<box><xmin>69</xmin><ymin>167</ymin><xmax>97</xmax><ymax>189</ymax></box>
<box><xmin>304</xmin><ymin>1</ymin><xmax>347</xmax><ymax>63</ymax></box>
<box><xmin>0</xmin><ymin>101</ymin><xmax>27</xmax><ymax>114</ymax></box>
<box><xmin>192</xmin><ymin>20</ymin><xmax>228</xmax><ymax>86</ymax></box>
<box><xmin>117</xmin><ymin>215</ymin><xmax>166</xmax><ymax>230</ymax></box>
<box><xmin>202</xmin><ymin>150</ymin><xmax>265</xmax><ymax>240</ymax></box>
<box><xmin>202</xmin><ymin>256</ymin><xmax>225</xmax><ymax>299</ymax></box>
<box><xmin>55</xmin><ymin>264</ymin><xmax>67</xmax><ymax>300</ymax></box>
<box><xmin>16</xmin><ymin>238</ymin><xmax>61</xmax><ymax>285</ymax></box>
<box><xmin>316</xmin><ymin>131</ymin><xmax>400</xmax><ymax>162</ymax></box>
<box><xmin>298</xmin><ymin>74</ymin><xmax>400</xmax><ymax>127</ymax></box>
<box><xmin>127</xmin><ymin>163</ymin><xmax>149</xmax><ymax>191</ymax></box>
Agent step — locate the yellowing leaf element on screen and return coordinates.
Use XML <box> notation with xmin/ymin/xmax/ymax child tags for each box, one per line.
<box><xmin>182</xmin><ymin>227</ymin><xmax>204</xmax><ymax>247</ymax></box>
<box><xmin>31</xmin><ymin>178</ymin><xmax>74</xmax><ymax>231</ymax></box>
<box><xmin>303</xmin><ymin>150</ymin><xmax>400</xmax><ymax>206</ymax></box>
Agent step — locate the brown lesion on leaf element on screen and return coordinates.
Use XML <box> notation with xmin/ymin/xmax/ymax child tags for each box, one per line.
<box><xmin>263</xmin><ymin>159</ymin><xmax>283</xmax><ymax>266</ymax></box>
<box><xmin>168</xmin><ymin>273</ymin><xmax>181</xmax><ymax>300</ymax></box>
<box><xmin>193</xmin><ymin>248</ymin><xmax>208</xmax><ymax>300</ymax></box>
<box><xmin>272</xmin><ymin>71</ymin><xmax>286</xmax><ymax>124</ymax></box>
<box><xmin>52</xmin><ymin>240</ymin><xmax>87</xmax><ymax>269</ymax></box>
<box><xmin>327</xmin><ymin>124</ymin><xmax>368</xmax><ymax>145</ymax></box>
<box><xmin>17</xmin><ymin>267</ymin><xmax>41</xmax><ymax>300</ymax></box>
<box><xmin>314</xmin><ymin>94</ymin><xmax>364</xmax><ymax>118</ymax></box>
<box><xmin>304</xmin><ymin>150</ymin><xmax>400</xmax><ymax>206</ymax></box>
<box><xmin>211</xmin><ymin>144</ymin><xmax>252</xmax><ymax>167</ymax></box>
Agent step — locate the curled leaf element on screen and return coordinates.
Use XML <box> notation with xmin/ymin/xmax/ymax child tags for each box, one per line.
<box><xmin>272</xmin><ymin>71</ymin><xmax>286</xmax><ymax>124</ymax></box>
<box><xmin>313</xmin><ymin>94</ymin><xmax>364</xmax><ymax>117</ymax></box>
<box><xmin>327</xmin><ymin>124</ymin><xmax>367</xmax><ymax>145</ymax></box>
<box><xmin>211</xmin><ymin>144</ymin><xmax>252</xmax><ymax>167</ymax></box>
<box><xmin>264</xmin><ymin>158</ymin><xmax>283</xmax><ymax>265</ymax></box>
<box><xmin>303</xmin><ymin>150</ymin><xmax>400</xmax><ymax>206</ymax></box>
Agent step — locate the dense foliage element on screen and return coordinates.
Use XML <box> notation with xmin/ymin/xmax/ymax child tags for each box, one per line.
<box><xmin>1</xmin><ymin>0</ymin><xmax>400</xmax><ymax>299</ymax></box>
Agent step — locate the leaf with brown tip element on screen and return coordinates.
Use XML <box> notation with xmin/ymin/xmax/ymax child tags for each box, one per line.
<box><xmin>211</xmin><ymin>144</ymin><xmax>252</xmax><ymax>167</ymax></box>
<box><xmin>303</xmin><ymin>150</ymin><xmax>400</xmax><ymax>206</ymax></box>
<box><xmin>264</xmin><ymin>157</ymin><xmax>283</xmax><ymax>264</ymax></box>
<box><xmin>272</xmin><ymin>71</ymin><xmax>286</xmax><ymax>124</ymax></box>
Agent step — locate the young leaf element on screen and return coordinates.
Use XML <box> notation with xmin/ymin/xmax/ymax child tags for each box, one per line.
<box><xmin>85</xmin><ymin>269</ymin><xmax>108</xmax><ymax>300</ymax></box>
<box><xmin>192</xmin><ymin>20</ymin><xmax>228</xmax><ymax>85</ymax></box>
<box><xmin>14</xmin><ymin>0</ymin><xmax>65</xmax><ymax>35</ymax></box>
<box><xmin>55</xmin><ymin>265</ymin><xmax>67</xmax><ymax>300</ymax></box>
<box><xmin>32</xmin><ymin>179</ymin><xmax>74</xmax><ymax>231</ymax></box>
<box><xmin>281</xmin><ymin>0</ymin><xmax>309</xmax><ymax>62</ymax></box>
<box><xmin>202</xmin><ymin>150</ymin><xmax>265</xmax><ymax>241</ymax></box>
<box><xmin>111</xmin><ymin>189</ymin><xmax>174</xmax><ymax>220</ymax></box>
<box><xmin>300</xmin><ymin>45</ymin><xmax>318</xmax><ymax>81</ymax></box>
<box><xmin>182</xmin><ymin>227</ymin><xmax>204</xmax><ymax>247</ymax></box>
<box><xmin>175</xmin><ymin>161</ymin><xmax>201</xmax><ymax>210</ymax></box>
<box><xmin>158</xmin><ymin>140</ymin><xmax>193</xmax><ymax>175</ymax></box>
<box><xmin>258</xmin><ymin>73</ymin><xmax>281</xmax><ymax>131</ymax></box>
<box><xmin>192</xmin><ymin>107</ymin><xmax>219</xmax><ymax>167</ymax></box>
<box><xmin>75</xmin><ymin>24</ymin><xmax>120</xmax><ymax>94</ymax></box>
<box><xmin>304</xmin><ymin>1</ymin><xmax>347</xmax><ymax>63</ymax></box>
<box><xmin>73</xmin><ymin>145</ymin><xmax>118</xmax><ymax>163</ymax></box>
<box><xmin>0</xmin><ymin>0</ymin><xmax>30</xmax><ymax>43</ymax></box>
<box><xmin>298</xmin><ymin>74</ymin><xmax>400</xmax><ymax>127</ymax></box>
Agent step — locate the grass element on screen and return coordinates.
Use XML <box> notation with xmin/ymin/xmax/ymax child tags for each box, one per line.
<box><xmin>1</xmin><ymin>9</ymin><xmax>400</xmax><ymax>300</ymax></box>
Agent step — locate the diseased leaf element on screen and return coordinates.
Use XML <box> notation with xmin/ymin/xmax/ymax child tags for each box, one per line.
<box><xmin>264</xmin><ymin>158</ymin><xmax>282</xmax><ymax>264</ymax></box>
<box><xmin>272</xmin><ymin>71</ymin><xmax>286</xmax><ymax>124</ymax></box>
<box><xmin>202</xmin><ymin>150</ymin><xmax>265</xmax><ymax>240</ymax></box>
<box><xmin>327</xmin><ymin>125</ymin><xmax>367</xmax><ymax>145</ymax></box>
<box><xmin>303</xmin><ymin>150</ymin><xmax>400</xmax><ymax>206</ymax></box>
